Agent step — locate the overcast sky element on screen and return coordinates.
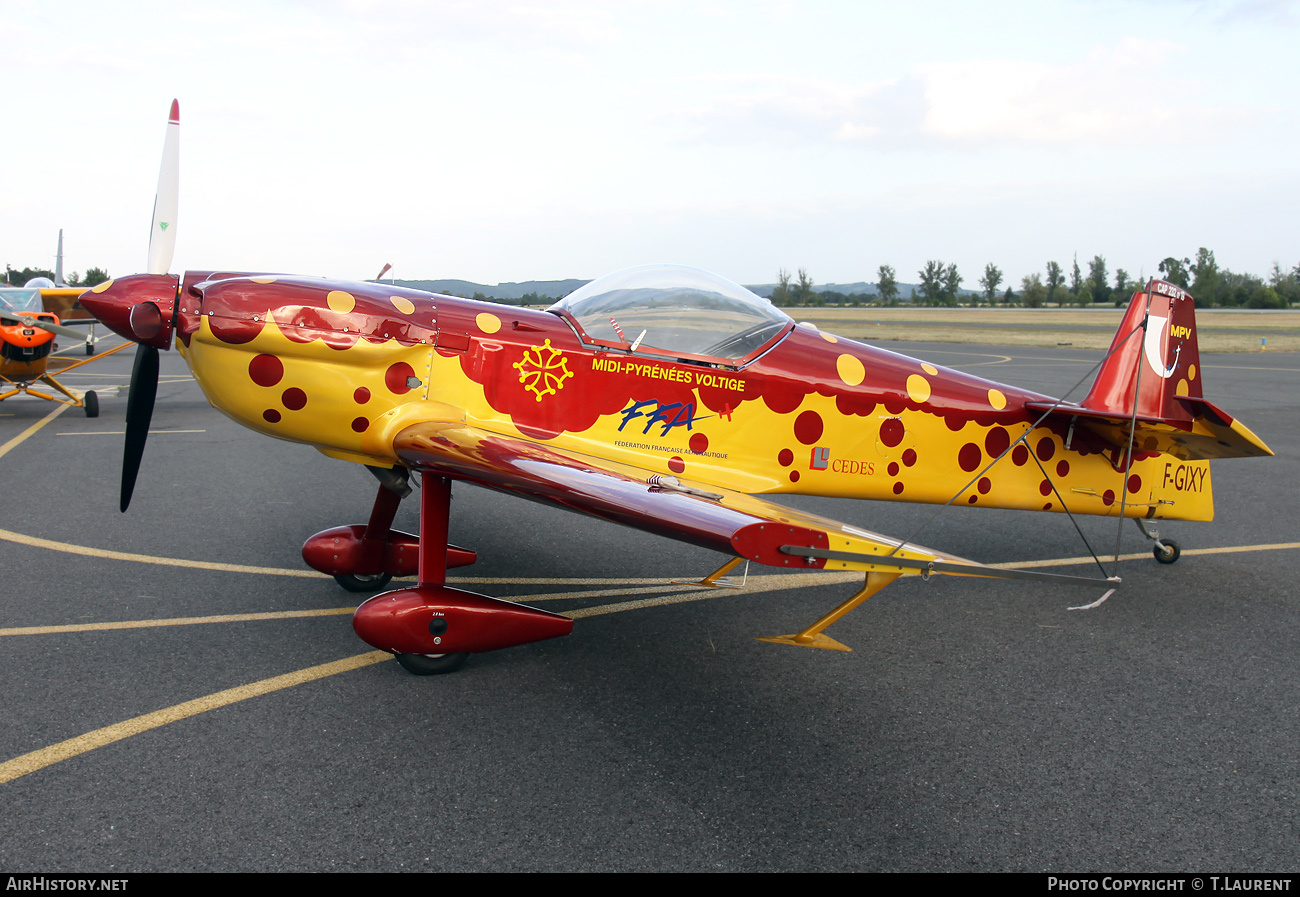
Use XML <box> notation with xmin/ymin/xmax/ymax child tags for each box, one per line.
<box><xmin>2</xmin><ymin>0</ymin><xmax>1296</xmax><ymax>290</ymax></box>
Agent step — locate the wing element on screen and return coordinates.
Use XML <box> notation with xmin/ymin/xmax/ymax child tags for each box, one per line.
<box><xmin>391</xmin><ymin>417</ymin><xmax>1112</xmax><ymax>587</ymax></box>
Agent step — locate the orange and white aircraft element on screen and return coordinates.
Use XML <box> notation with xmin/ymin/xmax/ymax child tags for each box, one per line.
<box><xmin>0</xmin><ymin>286</ymin><xmax>127</xmax><ymax>416</ymax></box>
<box><xmin>81</xmin><ymin>102</ymin><xmax>1272</xmax><ymax>674</ymax></box>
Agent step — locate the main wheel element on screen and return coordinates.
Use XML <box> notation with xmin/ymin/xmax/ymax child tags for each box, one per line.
<box><xmin>85</xmin><ymin>342</ymin><xmax>95</xmax><ymax>356</ymax></box>
<box><xmin>83</xmin><ymin>391</ymin><xmax>99</xmax><ymax>418</ymax></box>
<box><xmin>1154</xmin><ymin>540</ymin><xmax>1181</xmax><ymax>564</ymax></box>
<box><xmin>396</xmin><ymin>653</ymin><xmax>468</xmax><ymax>675</ymax></box>
<box><xmin>333</xmin><ymin>572</ymin><xmax>393</xmax><ymax>592</ymax></box>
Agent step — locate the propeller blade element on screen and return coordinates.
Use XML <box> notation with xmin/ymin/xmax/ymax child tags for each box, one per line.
<box><xmin>146</xmin><ymin>99</ymin><xmax>180</xmax><ymax>276</ymax></box>
<box><xmin>0</xmin><ymin>312</ymin><xmax>89</xmax><ymax>341</ymax></box>
<box><xmin>121</xmin><ymin>343</ymin><xmax>159</xmax><ymax>512</ymax></box>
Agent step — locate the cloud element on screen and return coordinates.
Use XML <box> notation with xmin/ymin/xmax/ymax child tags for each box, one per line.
<box><xmin>317</xmin><ymin>0</ymin><xmax>627</xmax><ymax>52</ymax></box>
<box><xmin>1152</xmin><ymin>0</ymin><xmax>1300</xmax><ymax>26</ymax></box>
<box><xmin>676</xmin><ymin>38</ymin><xmax>1257</xmax><ymax>149</ymax></box>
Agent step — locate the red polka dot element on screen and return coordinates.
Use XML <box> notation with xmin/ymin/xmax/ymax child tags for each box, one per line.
<box><xmin>1043</xmin><ymin>502</ymin><xmax>1053</xmax><ymax>510</ymax></box>
<box><xmin>1039</xmin><ymin>479</ymin><xmax>1053</xmax><ymax>496</ymax></box>
<box><xmin>1036</xmin><ymin>437</ymin><xmax>1056</xmax><ymax>462</ymax></box>
<box><xmin>262</xmin><ymin>409</ymin><xmax>281</xmax><ymax>423</ymax></box>
<box><xmin>1012</xmin><ymin>445</ymin><xmax>1029</xmax><ymax>466</ymax></box>
<box><xmin>888</xmin><ymin>462</ymin><xmax>899</xmax><ymax>477</ymax></box>
<box><xmin>385</xmin><ymin>362</ymin><xmax>417</xmax><ymax>395</ymax></box>
<box><xmin>978</xmin><ymin>477</ymin><xmax>991</xmax><ymax>494</ymax></box>
<box><xmin>958</xmin><ymin>443</ymin><xmax>982</xmax><ymax>472</ymax></box>
<box><xmin>789</xmin><ymin>470</ymin><xmax>800</xmax><ymax>483</ymax></box>
<box><xmin>353</xmin><ymin>386</ymin><xmax>371</xmax><ymax>404</ymax></box>
<box><xmin>968</xmin><ymin>495</ymin><xmax>978</xmax><ymax>504</ymax></box>
<box><xmin>902</xmin><ymin>448</ymin><xmax>917</xmax><ymax>467</ymax></box>
<box><xmin>1056</xmin><ymin>459</ymin><xmax>1070</xmax><ymax>478</ymax></box>
<box><xmin>778</xmin><ymin>448</ymin><xmax>794</xmax><ymax>467</ymax></box>
<box><xmin>281</xmin><ymin>387</ymin><xmax>307</xmax><ymax>411</ymax></box>
<box><xmin>879</xmin><ymin>418</ymin><xmax>904</xmax><ymax>447</ymax></box>
<box><xmin>689</xmin><ymin>433</ymin><xmax>708</xmax><ymax>454</ymax></box>
<box><xmin>984</xmin><ymin>427</ymin><xmax>1010</xmax><ymax>458</ymax></box>
<box><xmin>794</xmin><ymin>410</ymin><xmax>823</xmax><ymax>445</ymax></box>
<box><xmin>892</xmin><ymin>482</ymin><xmax>904</xmax><ymax>495</ymax></box>
<box><xmin>1102</xmin><ymin>489</ymin><xmax>1115</xmax><ymax>506</ymax></box>
<box><xmin>249</xmin><ymin>354</ymin><xmax>283</xmax><ymax>387</ymax></box>
<box><xmin>668</xmin><ymin>456</ymin><xmax>685</xmax><ymax>474</ymax></box>
<box><xmin>1127</xmin><ymin>474</ymin><xmax>1142</xmax><ymax>494</ymax></box>
<box><xmin>351</xmin><ymin>417</ymin><xmax>369</xmax><ymax>433</ymax></box>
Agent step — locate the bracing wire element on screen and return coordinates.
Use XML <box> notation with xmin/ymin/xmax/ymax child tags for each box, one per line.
<box><xmin>885</xmin><ymin>316</ymin><xmax>1149</xmax><ymax>576</ymax></box>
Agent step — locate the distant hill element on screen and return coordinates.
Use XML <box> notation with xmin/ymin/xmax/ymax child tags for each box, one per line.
<box><xmin>390</xmin><ymin>279</ymin><xmax>589</xmax><ymax>302</ymax></box>
<box><xmin>386</xmin><ymin>277</ymin><xmax>976</xmax><ymax>303</ymax></box>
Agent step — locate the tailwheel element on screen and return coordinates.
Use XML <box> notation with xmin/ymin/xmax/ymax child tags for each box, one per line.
<box><xmin>1154</xmin><ymin>540</ymin><xmax>1181</xmax><ymax>565</ymax></box>
<box><xmin>334</xmin><ymin>572</ymin><xmax>393</xmax><ymax>592</ymax></box>
<box><xmin>83</xmin><ymin>390</ymin><xmax>99</xmax><ymax>418</ymax></box>
<box><xmin>396</xmin><ymin>653</ymin><xmax>468</xmax><ymax>675</ymax></box>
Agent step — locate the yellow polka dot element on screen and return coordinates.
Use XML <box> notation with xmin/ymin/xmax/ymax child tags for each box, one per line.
<box><xmin>988</xmin><ymin>388</ymin><xmax>1006</xmax><ymax>410</ymax></box>
<box><xmin>327</xmin><ymin>290</ymin><xmax>355</xmax><ymax>314</ymax></box>
<box><xmin>906</xmin><ymin>374</ymin><xmax>931</xmax><ymax>404</ymax></box>
<box><xmin>1188</xmin><ymin>364</ymin><xmax>1197</xmax><ymax>381</ymax></box>
<box><xmin>252</xmin><ymin>276</ymin><xmax>278</xmax><ymax>284</ymax></box>
<box><xmin>922</xmin><ymin>363</ymin><xmax>938</xmax><ymax>375</ymax></box>
<box><xmin>1176</xmin><ymin>379</ymin><xmax>1189</xmax><ymax>396</ymax></box>
<box><xmin>836</xmin><ymin>354</ymin><xmax>865</xmax><ymax>386</ymax></box>
<box><xmin>90</xmin><ymin>280</ymin><xmax>114</xmax><ymax>293</ymax></box>
<box><xmin>476</xmin><ymin>312</ymin><xmax>502</xmax><ymax>334</ymax></box>
<box><xmin>390</xmin><ymin>296</ymin><xmax>415</xmax><ymax>315</ymax></box>
<box><xmin>820</xmin><ymin>332</ymin><xmax>838</xmax><ymax>343</ymax></box>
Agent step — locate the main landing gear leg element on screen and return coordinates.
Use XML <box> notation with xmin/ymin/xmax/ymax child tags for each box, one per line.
<box><xmin>337</xmin><ymin>481</ymin><xmax>405</xmax><ymax>592</ymax></box>
<box><xmin>351</xmin><ymin>472</ymin><xmax>574</xmax><ymax>675</ymax></box>
<box><xmin>301</xmin><ymin>468</ymin><xmax>479</xmax><ymax>592</ymax></box>
<box><xmin>1135</xmin><ymin>518</ymin><xmax>1181</xmax><ymax>565</ymax></box>
<box><xmin>394</xmin><ymin>474</ymin><xmax>468</xmax><ymax>674</ymax></box>
<box><xmin>757</xmin><ymin>571</ymin><xmax>902</xmax><ymax>652</ymax></box>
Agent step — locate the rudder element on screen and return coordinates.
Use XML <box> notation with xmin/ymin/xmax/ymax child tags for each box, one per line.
<box><xmin>1082</xmin><ymin>279</ymin><xmax>1203</xmax><ymax>423</ymax></box>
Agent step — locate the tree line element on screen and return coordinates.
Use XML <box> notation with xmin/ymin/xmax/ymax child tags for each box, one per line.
<box><xmin>767</xmin><ymin>251</ymin><xmax>1300</xmax><ymax>309</ymax></box>
<box><xmin>8</xmin><ymin>252</ymin><xmax>1296</xmax><ymax>310</ymax></box>
<box><xmin>3</xmin><ymin>264</ymin><xmax>110</xmax><ymax>287</ymax></box>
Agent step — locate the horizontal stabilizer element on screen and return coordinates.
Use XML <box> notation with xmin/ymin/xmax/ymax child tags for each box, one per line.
<box><xmin>1024</xmin><ymin>397</ymin><xmax>1272</xmax><ymax>461</ymax></box>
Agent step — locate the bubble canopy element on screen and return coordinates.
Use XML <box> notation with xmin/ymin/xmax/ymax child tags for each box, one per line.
<box><xmin>548</xmin><ymin>265</ymin><xmax>791</xmax><ymax>365</ymax></box>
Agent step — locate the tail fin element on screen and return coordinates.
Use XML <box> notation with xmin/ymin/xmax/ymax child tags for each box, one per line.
<box><xmin>1024</xmin><ymin>280</ymin><xmax>1272</xmax><ymax>462</ymax></box>
<box><xmin>1082</xmin><ymin>280</ymin><xmax>1202</xmax><ymax>422</ymax></box>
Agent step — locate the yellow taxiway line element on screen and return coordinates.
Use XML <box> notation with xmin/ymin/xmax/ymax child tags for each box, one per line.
<box><xmin>1</xmin><ymin>539</ymin><xmax>1297</xmax><ymax>786</ymax></box>
<box><xmin>0</xmin><ymin>403</ymin><xmax>70</xmax><ymax>460</ymax></box>
<box><xmin>55</xmin><ymin>429</ymin><xmax>207</xmax><ymax>436</ymax></box>
<box><xmin>0</xmin><ymin>652</ymin><xmax>389</xmax><ymax>786</ymax></box>
<box><xmin>0</xmin><ymin>527</ymin><xmax>326</xmax><ymax>578</ymax></box>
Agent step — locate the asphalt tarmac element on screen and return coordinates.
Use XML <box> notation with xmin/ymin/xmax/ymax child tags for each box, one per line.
<box><xmin>1</xmin><ymin>337</ymin><xmax>1296</xmax><ymax>872</ymax></box>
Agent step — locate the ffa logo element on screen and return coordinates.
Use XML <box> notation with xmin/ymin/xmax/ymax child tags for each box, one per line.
<box><xmin>514</xmin><ymin>339</ymin><xmax>574</xmax><ymax>401</ymax></box>
<box><xmin>618</xmin><ymin>398</ymin><xmax>710</xmax><ymax>437</ymax></box>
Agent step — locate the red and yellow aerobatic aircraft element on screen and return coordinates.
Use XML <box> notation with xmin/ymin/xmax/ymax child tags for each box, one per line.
<box><xmin>82</xmin><ymin>102</ymin><xmax>1272</xmax><ymax>674</ymax></box>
